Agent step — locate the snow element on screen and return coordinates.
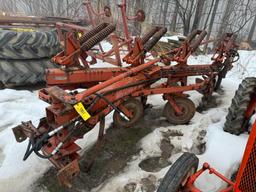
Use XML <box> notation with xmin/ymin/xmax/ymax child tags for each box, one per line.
<box><xmin>0</xmin><ymin>50</ymin><xmax>256</xmax><ymax>192</ymax></box>
<box><xmin>0</xmin><ymin>90</ymin><xmax>49</xmax><ymax>192</ymax></box>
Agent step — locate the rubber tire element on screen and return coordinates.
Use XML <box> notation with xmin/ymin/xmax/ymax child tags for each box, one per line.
<box><xmin>157</xmin><ymin>153</ymin><xmax>199</xmax><ymax>192</ymax></box>
<box><xmin>0</xmin><ymin>59</ymin><xmax>57</xmax><ymax>86</ymax></box>
<box><xmin>113</xmin><ymin>98</ymin><xmax>144</xmax><ymax>128</ymax></box>
<box><xmin>0</xmin><ymin>30</ymin><xmax>60</xmax><ymax>59</ymax></box>
<box><xmin>224</xmin><ymin>77</ymin><xmax>256</xmax><ymax>135</ymax></box>
<box><xmin>164</xmin><ymin>97</ymin><xmax>196</xmax><ymax>125</ymax></box>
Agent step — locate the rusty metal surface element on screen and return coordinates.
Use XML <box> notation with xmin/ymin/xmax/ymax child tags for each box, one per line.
<box><xmin>57</xmin><ymin>160</ymin><xmax>80</xmax><ymax>188</ymax></box>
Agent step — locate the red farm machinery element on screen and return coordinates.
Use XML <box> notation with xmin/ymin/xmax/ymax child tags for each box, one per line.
<box><xmin>11</xmin><ymin>1</ymin><xmax>240</xmax><ymax>187</ymax></box>
<box><xmin>157</xmin><ymin>77</ymin><xmax>256</xmax><ymax>192</ymax></box>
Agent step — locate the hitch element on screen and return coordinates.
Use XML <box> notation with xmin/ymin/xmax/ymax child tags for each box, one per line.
<box><xmin>12</xmin><ymin>124</ymin><xmax>28</xmax><ymax>143</ymax></box>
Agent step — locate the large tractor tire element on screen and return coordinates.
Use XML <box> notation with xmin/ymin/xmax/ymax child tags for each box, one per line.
<box><xmin>224</xmin><ymin>77</ymin><xmax>256</xmax><ymax>135</ymax></box>
<box><xmin>0</xmin><ymin>59</ymin><xmax>57</xmax><ymax>86</ymax></box>
<box><xmin>0</xmin><ymin>30</ymin><xmax>60</xmax><ymax>59</ymax></box>
<box><xmin>157</xmin><ymin>153</ymin><xmax>199</xmax><ymax>192</ymax></box>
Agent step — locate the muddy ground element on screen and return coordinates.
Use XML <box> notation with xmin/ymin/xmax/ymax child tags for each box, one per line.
<box><xmin>33</xmin><ymin>93</ymin><xmax>222</xmax><ymax>192</ymax></box>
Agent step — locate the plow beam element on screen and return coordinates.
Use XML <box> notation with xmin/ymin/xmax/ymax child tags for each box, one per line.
<box><xmin>75</xmin><ymin>58</ymin><xmax>161</xmax><ymax>101</ymax></box>
<box><xmin>46</xmin><ymin>67</ymin><xmax>128</xmax><ymax>88</ymax></box>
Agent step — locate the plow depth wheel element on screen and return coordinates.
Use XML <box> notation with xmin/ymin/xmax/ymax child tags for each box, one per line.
<box><xmin>164</xmin><ymin>97</ymin><xmax>195</xmax><ymax>125</ymax></box>
<box><xmin>113</xmin><ymin>98</ymin><xmax>144</xmax><ymax>128</ymax></box>
<box><xmin>157</xmin><ymin>153</ymin><xmax>199</xmax><ymax>192</ymax></box>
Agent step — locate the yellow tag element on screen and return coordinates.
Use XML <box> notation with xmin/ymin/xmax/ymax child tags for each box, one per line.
<box><xmin>12</xmin><ymin>28</ymin><xmax>35</xmax><ymax>32</ymax></box>
<box><xmin>74</xmin><ymin>102</ymin><xmax>91</xmax><ymax>121</ymax></box>
<box><xmin>77</xmin><ymin>32</ymin><xmax>83</xmax><ymax>38</ymax></box>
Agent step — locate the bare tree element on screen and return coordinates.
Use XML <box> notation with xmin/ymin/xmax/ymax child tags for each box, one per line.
<box><xmin>170</xmin><ymin>0</ymin><xmax>178</xmax><ymax>32</ymax></box>
<box><xmin>203</xmin><ymin>0</ymin><xmax>220</xmax><ymax>53</ymax></box>
<box><xmin>192</xmin><ymin>0</ymin><xmax>206</xmax><ymax>31</ymax></box>
<box><xmin>173</xmin><ymin>0</ymin><xmax>198</xmax><ymax>35</ymax></box>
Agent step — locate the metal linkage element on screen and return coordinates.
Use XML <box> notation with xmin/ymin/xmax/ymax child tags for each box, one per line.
<box><xmin>123</xmin><ymin>27</ymin><xmax>167</xmax><ymax>66</ymax></box>
<box><xmin>158</xmin><ymin>30</ymin><xmax>207</xmax><ymax>65</ymax></box>
<box><xmin>52</xmin><ymin>23</ymin><xmax>116</xmax><ymax>68</ymax></box>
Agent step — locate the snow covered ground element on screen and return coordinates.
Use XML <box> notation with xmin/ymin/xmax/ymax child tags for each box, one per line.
<box><xmin>0</xmin><ymin>50</ymin><xmax>255</xmax><ymax>192</ymax></box>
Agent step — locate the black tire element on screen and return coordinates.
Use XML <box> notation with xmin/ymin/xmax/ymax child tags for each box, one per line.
<box><xmin>224</xmin><ymin>77</ymin><xmax>256</xmax><ymax>135</ymax></box>
<box><xmin>0</xmin><ymin>30</ymin><xmax>60</xmax><ymax>59</ymax></box>
<box><xmin>113</xmin><ymin>98</ymin><xmax>144</xmax><ymax>128</ymax></box>
<box><xmin>164</xmin><ymin>97</ymin><xmax>196</xmax><ymax>125</ymax></box>
<box><xmin>0</xmin><ymin>59</ymin><xmax>57</xmax><ymax>86</ymax></box>
<box><xmin>157</xmin><ymin>153</ymin><xmax>199</xmax><ymax>192</ymax></box>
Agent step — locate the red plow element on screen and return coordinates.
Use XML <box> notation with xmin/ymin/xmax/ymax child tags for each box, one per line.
<box><xmin>12</xmin><ymin>18</ymin><xmax>239</xmax><ymax>187</ymax></box>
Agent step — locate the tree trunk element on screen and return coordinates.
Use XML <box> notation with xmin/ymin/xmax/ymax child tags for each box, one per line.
<box><xmin>184</xmin><ymin>21</ymin><xmax>190</xmax><ymax>36</ymax></box>
<box><xmin>203</xmin><ymin>0</ymin><xmax>215</xmax><ymax>30</ymax></box>
<box><xmin>159</xmin><ymin>0</ymin><xmax>165</xmax><ymax>25</ymax></box>
<box><xmin>163</xmin><ymin>0</ymin><xmax>170</xmax><ymax>27</ymax></box>
<box><xmin>134</xmin><ymin>0</ymin><xmax>143</xmax><ymax>35</ymax></box>
<box><xmin>170</xmin><ymin>1</ymin><xmax>178</xmax><ymax>32</ymax></box>
<box><xmin>217</xmin><ymin>0</ymin><xmax>235</xmax><ymax>38</ymax></box>
<box><xmin>203</xmin><ymin>0</ymin><xmax>220</xmax><ymax>53</ymax></box>
<box><xmin>248</xmin><ymin>15</ymin><xmax>256</xmax><ymax>43</ymax></box>
<box><xmin>48</xmin><ymin>0</ymin><xmax>54</xmax><ymax>16</ymax></box>
<box><xmin>192</xmin><ymin>0</ymin><xmax>206</xmax><ymax>31</ymax></box>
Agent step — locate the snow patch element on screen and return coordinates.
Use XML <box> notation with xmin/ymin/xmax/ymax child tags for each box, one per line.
<box><xmin>0</xmin><ymin>51</ymin><xmax>256</xmax><ymax>191</ymax></box>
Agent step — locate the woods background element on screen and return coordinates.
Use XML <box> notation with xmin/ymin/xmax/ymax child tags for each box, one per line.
<box><xmin>1</xmin><ymin>0</ymin><xmax>256</xmax><ymax>44</ymax></box>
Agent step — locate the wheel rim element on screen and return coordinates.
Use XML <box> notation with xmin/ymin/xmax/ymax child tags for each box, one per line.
<box><xmin>181</xmin><ymin>167</ymin><xmax>195</xmax><ymax>186</ymax></box>
<box><xmin>177</xmin><ymin>167</ymin><xmax>196</xmax><ymax>192</ymax></box>
<box><xmin>113</xmin><ymin>99</ymin><xmax>143</xmax><ymax>128</ymax></box>
<box><xmin>164</xmin><ymin>97</ymin><xmax>195</xmax><ymax>125</ymax></box>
